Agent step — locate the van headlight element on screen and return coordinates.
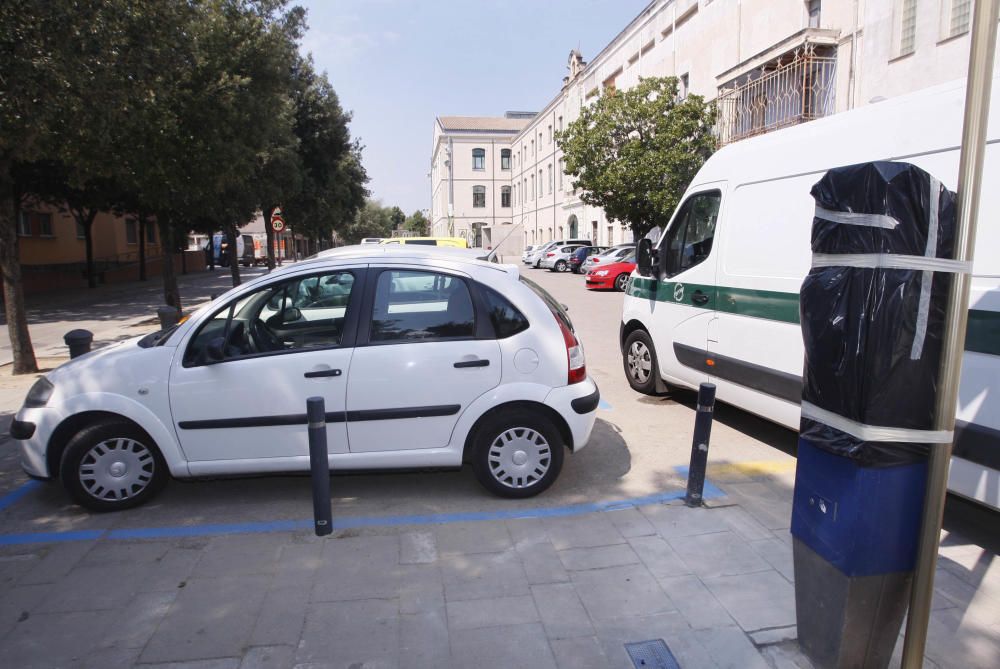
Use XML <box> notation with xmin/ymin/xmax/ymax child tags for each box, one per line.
<box><xmin>24</xmin><ymin>377</ymin><xmax>54</xmax><ymax>408</ymax></box>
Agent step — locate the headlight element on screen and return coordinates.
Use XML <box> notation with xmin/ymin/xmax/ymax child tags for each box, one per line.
<box><xmin>24</xmin><ymin>377</ymin><xmax>54</xmax><ymax>408</ymax></box>
<box><xmin>594</xmin><ymin>270</ymin><xmax>609</xmax><ymax>277</ymax></box>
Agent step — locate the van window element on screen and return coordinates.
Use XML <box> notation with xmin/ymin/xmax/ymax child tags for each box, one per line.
<box><xmin>661</xmin><ymin>190</ymin><xmax>721</xmax><ymax>277</ymax></box>
<box><xmin>406</xmin><ymin>239</ymin><xmax>437</xmax><ymax>245</ymax></box>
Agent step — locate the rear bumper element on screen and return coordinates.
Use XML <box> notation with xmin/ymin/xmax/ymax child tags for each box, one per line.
<box><xmin>543</xmin><ymin>378</ymin><xmax>598</xmax><ymax>452</ymax></box>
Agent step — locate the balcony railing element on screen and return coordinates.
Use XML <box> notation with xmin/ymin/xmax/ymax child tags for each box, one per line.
<box><xmin>717</xmin><ymin>45</ymin><xmax>837</xmax><ymax>146</ymax></box>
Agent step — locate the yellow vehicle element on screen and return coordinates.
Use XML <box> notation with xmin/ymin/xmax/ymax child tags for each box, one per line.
<box><xmin>379</xmin><ymin>237</ymin><xmax>468</xmax><ymax>248</ymax></box>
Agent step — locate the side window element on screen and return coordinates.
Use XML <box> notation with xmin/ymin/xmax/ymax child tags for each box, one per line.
<box><xmin>661</xmin><ymin>191</ymin><xmax>721</xmax><ymax>277</ymax></box>
<box><xmin>371</xmin><ymin>270</ymin><xmax>475</xmax><ymax>343</ymax></box>
<box><xmin>481</xmin><ymin>286</ymin><xmax>529</xmax><ymax>338</ymax></box>
<box><xmin>184</xmin><ymin>270</ymin><xmax>356</xmax><ymax>365</ymax></box>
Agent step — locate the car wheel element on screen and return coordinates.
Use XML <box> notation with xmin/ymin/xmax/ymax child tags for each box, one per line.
<box><xmin>554</xmin><ymin>260</ymin><xmax>568</xmax><ymax>272</ymax></box>
<box><xmin>614</xmin><ymin>273</ymin><xmax>630</xmax><ymax>291</ymax></box>
<box><xmin>471</xmin><ymin>409</ymin><xmax>565</xmax><ymax>499</ymax></box>
<box><xmin>623</xmin><ymin>329</ymin><xmax>659</xmax><ymax>395</ymax></box>
<box><xmin>60</xmin><ymin>420</ymin><xmax>168</xmax><ymax>512</ymax></box>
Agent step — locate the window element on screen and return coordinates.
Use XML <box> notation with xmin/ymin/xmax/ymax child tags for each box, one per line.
<box><xmin>513</xmin><ymin>184</ymin><xmax>517</xmax><ymax>206</ymax></box>
<box><xmin>501</xmin><ymin>149</ymin><xmax>511</xmax><ymax>170</ymax></box>
<box><xmin>501</xmin><ymin>186</ymin><xmax>511</xmax><ymax>208</ymax></box>
<box><xmin>679</xmin><ymin>73</ymin><xmax>690</xmax><ymax>100</ymax></box>
<box><xmin>473</xmin><ymin>185</ymin><xmax>486</xmax><ymax>208</ymax></box>
<box><xmin>184</xmin><ymin>270</ymin><xmax>356</xmax><ymax>365</ymax></box>
<box><xmin>538</xmin><ymin>131</ymin><xmax>543</xmax><ymax>149</ymax></box>
<box><xmin>17</xmin><ymin>211</ymin><xmax>31</xmax><ymax>236</ymax></box>
<box><xmin>36</xmin><ymin>213</ymin><xmax>52</xmax><ymax>236</ymax></box>
<box><xmin>531</xmin><ymin>174</ymin><xmax>535</xmax><ymax>200</ymax></box>
<box><xmin>548</xmin><ymin>164</ymin><xmax>553</xmax><ymax>193</ymax></box>
<box><xmin>125</xmin><ymin>219</ymin><xmax>138</xmax><ymax>244</ymax></box>
<box><xmin>146</xmin><ymin>223</ymin><xmax>157</xmax><ymax>244</ymax></box>
<box><xmin>896</xmin><ymin>0</ymin><xmax>917</xmax><ymax>57</ymax></box>
<box><xmin>531</xmin><ymin>139</ymin><xmax>534</xmax><ymax>155</ymax></box>
<box><xmin>558</xmin><ymin>159</ymin><xmax>564</xmax><ymax>190</ymax></box>
<box><xmin>481</xmin><ymin>285</ymin><xmax>529</xmax><ymax>338</ymax></box>
<box><xmin>944</xmin><ymin>0</ymin><xmax>972</xmax><ymax>38</ymax></box>
<box><xmin>76</xmin><ymin>221</ymin><xmax>86</xmax><ymax>239</ymax></box>
<box><xmin>472</xmin><ymin>148</ymin><xmax>485</xmax><ymax>170</ymax></box>
<box><xmin>660</xmin><ymin>190</ymin><xmax>722</xmax><ymax>277</ymax></box>
<box><xmin>807</xmin><ymin>0</ymin><xmax>821</xmax><ymax>28</ymax></box>
<box><xmin>539</xmin><ymin>170</ymin><xmax>544</xmax><ymax>195</ymax></box>
<box><xmin>558</xmin><ymin>115</ymin><xmax>563</xmax><ymax>133</ymax></box>
<box><xmin>371</xmin><ymin>270</ymin><xmax>474</xmax><ymax>342</ymax></box>
<box><xmin>547</xmin><ymin>124</ymin><xmax>552</xmax><ymax>144</ymax></box>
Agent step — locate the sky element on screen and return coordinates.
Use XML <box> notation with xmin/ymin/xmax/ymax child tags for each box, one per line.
<box><xmin>297</xmin><ymin>0</ymin><xmax>650</xmax><ymax>215</ymax></box>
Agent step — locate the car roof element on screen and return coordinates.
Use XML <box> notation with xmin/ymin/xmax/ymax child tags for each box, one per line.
<box><xmin>292</xmin><ymin>244</ymin><xmax>510</xmax><ymax>274</ymax></box>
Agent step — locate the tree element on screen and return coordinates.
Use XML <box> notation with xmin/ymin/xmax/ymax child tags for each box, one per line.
<box><xmin>342</xmin><ymin>200</ymin><xmax>393</xmax><ymax>244</ymax></box>
<box><xmin>389</xmin><ymin>206</ymin><xmax>406</xmax><ymax>230</ymax></box>
<box><xmin>404</xmin><ymin>210</ymin><xmax>429</xmax><ymax>236</ymax></box>
<box><xmin>556</xmin><ymin>76</ymin><xmax>717</xmax><ymax>237</ymax></box>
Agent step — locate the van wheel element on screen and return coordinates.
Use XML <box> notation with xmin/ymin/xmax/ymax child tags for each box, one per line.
<box><xmin>614</xmin><ymin>273</ymin><xmax>630</xmax><ymax>291</ymax></box>
<box><xmin>623</xmin><ymin>330</ymin><xmax>659</xmax><ymax>395</ymax></box>
<box><xmin>471</xmin><ymin>409</ymin><xmax>564</xmax><ymax>498</ymax></box>
<box><xmin>60</xmin><ymin>420</ymin><xmax>168</xmax><ymax>512</ymax></box>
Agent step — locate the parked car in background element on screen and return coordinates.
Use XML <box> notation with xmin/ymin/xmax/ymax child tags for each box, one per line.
<box><xmin>581</xmin><ymin>246</ymin><xmax>632</xmax><ymax>274</ymax></box>
<box><xmin>569</xmin><ymin>246</ymin><xmax>608</xmax><ymax>274</ymax></box>
<box><xmin>528</xmin><ymin>239</ymin><xmax>593</xmax><ymax>268</ymax></box>
<box><xmin>540</xmin><ymin>244</ymin><xmax>587</xmax><ymax>272</ymax></box>
<box><xmin>586</xmin><ymin>252</ymin><xmax>636</xmax><ymax>291</ymax></box>
<box><xmin>521</xmin><ymin>245</ymin><xmax>537</xmax><ymax>264</ymax></box>
<box><xmin>13</xmin><ymin>245</ymin><xmax>599</xmax><ymax>511</ymax></box>
<box><xmin>380</xmin><ymin>237</ymin><xmax>468</xmax><ymax>248</ymax></box>
<box><xmin>360</xmin><ymin>238</ymin><xmax>383</xmax><ymax>245</ymax></box>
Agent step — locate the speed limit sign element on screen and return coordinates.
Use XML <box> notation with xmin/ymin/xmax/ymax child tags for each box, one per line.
<box><xmin>271</xmin><ymin>207</ymin><xmax>285</xmax><ymax>232</ymax></box>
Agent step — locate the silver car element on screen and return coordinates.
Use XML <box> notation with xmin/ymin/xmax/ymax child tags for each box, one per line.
<box><xmin>528</xmin><ymin>239</ymin><xmax>592</xmax><ymax>268</ymax></box>
<box><xmin>580</xmin><ymin>245</ymin><xmax>633</xmax><ymax>274</ymax></box>
<box><xmin>541</xmin><ymin>244</ymin><xmax>587</xmax><ymax>272</ymax></box>
<box><xmin>521</xmin><ymin>245</ymin><xmax>537</xmax><ymax>264</ymax></box>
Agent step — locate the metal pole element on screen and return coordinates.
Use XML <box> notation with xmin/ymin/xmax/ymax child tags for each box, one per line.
<box><xmin>307</xmin><ymin>396</ymin><xmax>333</xmax><ymax>537</ymax></box>
<box><xmin>901</xmin><ymin>1</ymin><xmax>999</xmax><ymax>665</ymax></box>
<box><xmin>685</xmin><ymin>383</ymin><xmax>716</xmax><ymax>507</ymax></box>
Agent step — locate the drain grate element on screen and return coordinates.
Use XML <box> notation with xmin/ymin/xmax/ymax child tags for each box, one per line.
<box><xmin>624</xmin><ymin>639</ymin><xmax>681</xmax><ymax>669</ymax></box>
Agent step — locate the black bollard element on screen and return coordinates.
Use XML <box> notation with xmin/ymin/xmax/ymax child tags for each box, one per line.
<box><xmin>63</xmin><ymin>329</ymin><xmax>94</xmax><ymax>359</ymax></box>
<box><xmin>685</xmin><ymin>383</ymin><xmax>716</xmax><ymax>507</ymax></box>
<box><xmin>307</xmin><ymin>396</ymin><xmax>333</xmax><ymax>536</ymax></box>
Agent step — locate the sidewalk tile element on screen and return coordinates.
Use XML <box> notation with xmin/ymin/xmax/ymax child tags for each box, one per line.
<box><xmin>313</xmin><ymin>561</ymin><xmax>425</xmax><ymax>602</ymax></box>
<box><xmin>80</xmin><ymin>540</ymin><xmax>172</xmax><ymax>566</ymax></box>
<box><xmin>249</xmin><ymin>584</ymin><xmax>310</xmax><ymax>647</ymax></box>
<box><xmin>102</xmin><ymin>590</ymin><xmax>178</xmax><ymax>649</ymax></box>
<box><xmin>592</xmin><ymin>612</ymin><xmax>693</xmax><ymax>669</ymax></box>
<box><xmin>399</xmin><ymin>565</ymin><xmax>445</xmax><ymax>614</ymax></box>
<box><xmin>668</xmin><ymin>529</ymin><xmax>772</xmax><ymax>579</ymax></box>
<box><xmin>38</xmin><ymin>563</ymin><xmax>149</xmax><ymax>612</ymax></box>
<box><xmin>140</xmin><ymin>575</ymin><xmax>270</xmax><ymax>664</ymax></box>
<box><xmin>657</xmin><ymin>575</ymin><xmax>736</xmax><ymax>630</ymax></box>
<box><xmin>517</xmin><ymin>540</ymin><xmax>570</xmax><ymax>585</ymax></box>
<box><xmin>441</xmin><ymin>550</ymin><xmax>530</xmax><ymax>602</ymax></box>
<box><xmin>715</xmin><ymin>505</ymin><xmax>775</xmax><ymax>542</ymax></box>
<box><xmin>19</xmin><ymin>541</ymin><xmax>95</xmax><ymax>585</ymax></box>
<box><xmin>749</xmin><ymin>624</ymin><xmax>798</xmax><ymax>645</ymax></box>
<box><xmin>0</xmin><ymin>583</ymin><xmax>53</xmax><ymax>629</ymax></box>
<box><xmin>558</xmin><ymin>543</ymin><xmax>639</xmax><ymax>571</ymax></box>
<box><xmin>272</xmin><ymin>542</ymin><xmax>323</xmax><ymax>586</ymax></box>
<box><xmin>694</xmin><ymin>625</ymin><xmax>770</xmax><ymax>669</ymax></box>
<box><xmin>627</xmin><ymin>535</ymin><xmax>692</xmax><ymax>579</ymax></box>
<box><xmin>296</xmin><ymin>599</ymin><xmax>399</xmax><ymax>667</ymax></box>
<box><xmin>640</xmin><ymin>503</ymin><xmax>731</xmax><ymax>539</ymax></box>
<box><xmin>545</xmin><ymin>514</ymin><xmax>626</xmax><ymax>550</ymax></box>
<box><xmin>191</xmin><ymin>534</ymin><xmax>287</xmax><ymax>578</ymax></box>
<box><xmin>531</xmin><ymin>582</ymin><xmax>595</xmax><ymax>640</ymax></box>
<box><xmin>400</xmin><ymin>609</ymin><xmax>451</xmax><ymax>669</ymax></box>
<box><xmin>79</xmin><ymin>646</ymin><xmax>143</xmax><ymax>668</ymax></box>
<box><xmin>749</xmin><ymin>537</ymin><xmax>795</xmax><ymax>583</ymax></box>
<box><xmin>606</xmin><ymin>507</ymin><xmax>657</xmax><ymax>538</ymax></box>
<box><xmin>550</xmin><ymin>636</ymin><xmax>611</xmax><ymax>669</ymax></box>
<box><xmin>572</xmin><ymin>563</ymin><xmax>675</xmax><ymax>622</ymax></box>
<box><xmin>140</xmin><ymin>547</ymin><xmax>202</xmax><ymax>592</ymax></box>
<box><xmin>721</xmin><ymin>482</ymin><xmax>793</xmax><ymax>530</ymax></box>
<box><xmin>760</xmin><ymin>641</ymin><xmax>821</xmax><ymax>669</ymax></box>
<box><xmin>136</xmin><ymin>659</ymin><xmax>240</xmax><ymax>669</ymax></box>
<box><xmin>435</xmin><ymin>521</ymin><xmax>512</xmax><ymax>555</ymax></box>
<box><xmin>703</xmin><ymin>570</ymin><xmax>796</xmax><ymax>632</ymax></box>
<box><xmin>239</xmin><ymin>645</ymin><xmax>294</xmax><ymax>669</ymax></box>
<box><xmin>506</xmin><ymin>517</ymin><xmax>550</xmax><ymax>548</ymax></box>
<box><xmin>450</xmin><ymin>622</ymin><xmax>557</xmax><ymax>669</ymax></box>
<box><xmin>923</xmin><ymin>602</ymin><xmax>1000</xmax><ymax>669</ymax></box>
<box><xmin>446</xmin><ymin>594</ymin><xmax>538</xmax><ymax>630</ymax></box>
<box><xmin>401</xmin><ymin>531</ymin><xmax>438</xmax><ymax>564</ymax></box>
<box><xmin>0</xmin><ymin>610</ymin><xmax>112</xmax><ymax>668</ymax></box>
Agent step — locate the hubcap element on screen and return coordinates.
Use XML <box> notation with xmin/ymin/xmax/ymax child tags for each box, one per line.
<box><xmin>627</xmin><ymin>341</ymin><xmax>652</xmax><ymax>384</ymax></box>
<box><xmin>79</xmin><ymin>438</ymin><xmax>155</xmax><ymax>502</ymax></box>
<box><xmin>488</xmin><ymin>427</ymin><xmax>551</xmax><ymax>489</ymax></box>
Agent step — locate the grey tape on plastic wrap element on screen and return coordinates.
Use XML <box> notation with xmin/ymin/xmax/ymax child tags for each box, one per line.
<box><xmin>811</xmin><ymin>253</ymin><xmax>972</xmax><ymax>273</ymax></box>
<box><xmin>800</xmin><ymin>401</ymin><xmax>954</xmax><ymax>444</ymax></box>
<box><xmin>911</xmin><ymin>177</ymin><xmax>941</xmax><ymax>361</ymax></box>
<box><xmin>815</xmin><ymin>205</ymin><xmax>900</xmax><ymax>229</ymax></box>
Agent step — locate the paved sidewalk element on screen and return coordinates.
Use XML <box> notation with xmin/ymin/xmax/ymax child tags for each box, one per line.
<box><xmin>0</xmin><ymin>469</ymin><xmax>996</xmax><ymax>668</ymax></box>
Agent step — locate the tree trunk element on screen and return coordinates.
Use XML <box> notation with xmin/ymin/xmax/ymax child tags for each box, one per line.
<box><xmin>137</xmin><ymin>209</ymin><xmax>147</xmax><ymax>281</ymax></box>
<box><xmin>263</xmin><ymin>205</ymin><xmax>276</xmax><ymax>270</ymax></box>
<box><xmin>0</xmin><ymin>164</ymin><xmax>39</xmax><ymax>374</ymax></box>
<box><xmin>157</xmin><ymin>214</ymin><xmax>181</xmax><ymax>312</ymax></box>
<box><xmin>76</xmin><ymin>208</ymin><xmax>98</xmax><ymax>289</ymax></box>
<box><xmin>226</xmin><ymin>224</ymin><xmax>241</xmax><ymax>287</ymax></box>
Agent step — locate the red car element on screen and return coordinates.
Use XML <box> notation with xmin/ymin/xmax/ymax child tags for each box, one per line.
<box><xmin>585</xmin><ymin>252</ymin><xmax>636</xmax><ymax>291</ymax></box>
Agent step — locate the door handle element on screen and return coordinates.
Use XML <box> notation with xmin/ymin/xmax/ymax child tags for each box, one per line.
<box><xmin>691</xmin><ymin>290</ymin><xmax>710</xmax><ymax>306</ymax></box>
<box><xmin>454</xmin><ymin>359</ymin><xmax>490</xmax><ymax>368</ymax></box>
<box><xmin>304</xmin><ymin>368</ymin><xmax>342</xmax><ymax>378</ymax></box>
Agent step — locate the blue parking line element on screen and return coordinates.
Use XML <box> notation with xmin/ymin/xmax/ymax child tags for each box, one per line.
<box><xmin>673</xmin><ymin>465</ymin><xmax>726</xmax><ymax>499</ymax></box>
<box><xmin>0</xmin><ymin>479</ymin><xmax>41</xmax><ymax>512</ymax></box>
<box><xmin>0</xmin><ymin>481</ymin><xmax>725</xmax><ymax>546</ymax></box>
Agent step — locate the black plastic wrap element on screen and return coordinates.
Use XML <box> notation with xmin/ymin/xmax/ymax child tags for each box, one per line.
<box><xmin>800</xmin><ymin>161</ymin><xmax>957</xmax><ymax>466</ymax></box>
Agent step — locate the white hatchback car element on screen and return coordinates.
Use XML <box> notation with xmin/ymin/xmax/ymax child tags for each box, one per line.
<box><xmin>13</xmin><ymin>247</ymin><xmax>599</xmax><ymax>511</ymax></box>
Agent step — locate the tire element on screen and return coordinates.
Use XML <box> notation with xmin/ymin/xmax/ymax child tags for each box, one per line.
<box><xmin>623</xmin><ymin>329</ymin><xmax>659</xmax><ymax>395</ymax></box>
<box><xmin>614</xmin><ymin>273</ymin><xmax>630</xmax><ymax>291</ymax></box>
<box><xmin>60</xmin><ymin>420</ymin><xmax>168</xmax><ymax>512</ymax></box>
<box><xmin>554</xmin><ymin>260</ymin><xmax>568</xmax><ymax>272</ymax></box>
<box><xmin>470</xmin><ymin>409</ymin><xmax>565</xmax><ymax>499</ymax></box>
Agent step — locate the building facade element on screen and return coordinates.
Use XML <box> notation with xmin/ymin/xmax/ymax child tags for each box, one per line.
<box><xmin>433</xmin><ymin>0</ymin><xmax>986</xmax><ymax>253</ymax></box>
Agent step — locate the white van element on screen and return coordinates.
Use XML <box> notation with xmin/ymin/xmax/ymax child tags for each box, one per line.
<box><xmin>621</xmin><ymin>75</ymin><xmax>1000</xmax><ymax>511</ymax></box>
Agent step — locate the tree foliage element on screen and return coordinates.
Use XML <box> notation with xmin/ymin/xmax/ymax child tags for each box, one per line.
<box><xmin>556</xmin><ymin>77</ymin><xmax>717</xmax><ymax>237</ymax></box>
<box><xmin>341</xmin><ymin>200</ymin><xmax>394</xmax><ymax>244</ymax></box>
<box><xmin>404</xmin><ymin>210</ymin><xmax>429</xmax><ymax>236</ymax></box>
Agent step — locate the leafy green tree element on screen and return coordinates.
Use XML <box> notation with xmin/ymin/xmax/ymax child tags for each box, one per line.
<box><xmin>557</xmin><ymin>76</ymin><xmax>716</xmax><ymax>237</ymax></box>
<box><xmin>342</xmin><ymin>200</ymin><xmax>393</xmax><ymax>243</ymax></box>
<box><xmin>389</xmin><ymin>206</ymin><xmax>406</xmax><ymax>230</ymax></box>
<box><xmin>404</xmin><ymin>210</ymin><xmax>429</xmax><ymax>236</ymax></box>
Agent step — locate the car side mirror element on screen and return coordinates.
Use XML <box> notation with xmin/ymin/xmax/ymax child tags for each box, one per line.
<box><xmin>283</xmin><ymin>307</ymin><xmax>302</xmax><ymax>322</ymax></box>
<box><xmin>636</xmin><ymin>238</ymin><xmax>656</xmax><ymax>277</ymax></box>
<box><xmin>206</xmin><ymin>337</ymin><xmax>226</xmax><ymax>362</ymax></box>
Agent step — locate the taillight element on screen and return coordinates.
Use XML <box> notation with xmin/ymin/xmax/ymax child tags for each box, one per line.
<box><xmin>546</xmin><ymin>252</ymin><xmax>555</xmax><ymax>257</ymax></box>
<box><xmin>553</xmin><ymin>310</ymin><xmax>586</xmax><ymax>384</ymax></box>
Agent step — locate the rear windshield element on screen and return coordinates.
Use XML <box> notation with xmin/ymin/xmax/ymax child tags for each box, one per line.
<box><xmin>519</xmin><ymin>276</ymin><xmax>574</xmax><ymax>332</ymax></box>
